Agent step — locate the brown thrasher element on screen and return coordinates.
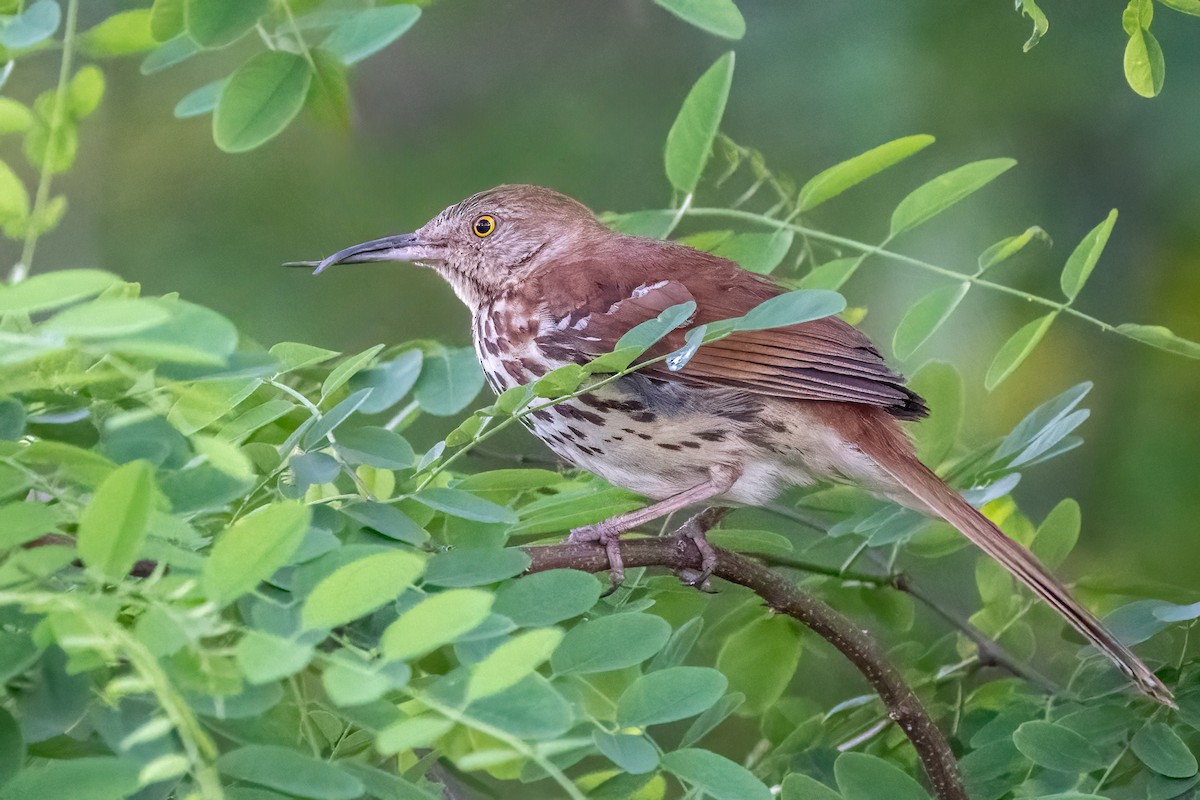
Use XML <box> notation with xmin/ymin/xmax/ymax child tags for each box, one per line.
<box><xmin>300</xmin><ymin>184</ymin><xmax>1171</xmax><ymax>705</ymax></box>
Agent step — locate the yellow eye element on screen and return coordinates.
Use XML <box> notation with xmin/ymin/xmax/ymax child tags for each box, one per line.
<box><xmin>473</xmin><ymin>215</ymin><xmax>496</xmax><ymax>238</ymax></box>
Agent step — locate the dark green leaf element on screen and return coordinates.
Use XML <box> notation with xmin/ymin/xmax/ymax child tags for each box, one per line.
<box><xmin>892</xmin><ymin>282</ymin><xmax>969</xmax><ymax>360</ymax></box>
<box><xmin>1132</xmin><ymin>722</ymin><xmax>1198</xmax><ymax>778</ymax></box>
<box><xmin>985</xmin><ymin>312</ymin><xmax>1056</xmax><ymax>391</ymax></box>
<box><xmin>890</xmin><ymin>159</ymin><xmax>1016</xmax><ymax>237</ymax></box>
<box><xmin>321</xmin><ymin>5</ymin><xmax>421</xmax><ymax>65</ymax></box>
<box><xmin>679</xmin><ymin>691</ymin><xmax>744</xmax><ymax>748</ymax></box>
<box><xmin>381</xmin><ymin>588</ymin><xmax>494</xmax><ymax>660</ymax></box>
<box><xmin>661</xmin><ymin>748</ymin><xmax>771</xmax><ymax>800</ymax></box>
<box><xmin>413</xmin><ymin>488</ymin><xmax>517</xmax><ymax>523</ymax></box>
<box><xmin>665</xmin><ymin>52</ymin><xmax>735</xmax><ymax>194</ymax></box>
<box><xmin>203</xmin><ymin>501</ymin><xmax>311</xmax><ymax>604</ymax></box>
<box><xmin>185</xmin><ymin>0</ymin><xmax>268</xmax><ymax>48</ymax></box>
<box><xmin>414</xmin><ymin>346</ymin><xmax>483</xmax><ymax>415</ymax></box>
<box><xmin>341</xmin><ymin>502</ymin><xmax>428</xmax><ymax>545</ymax></box>
<box><xmin>303</xmin><ymin>388</ymin><xmax>371</xmax><ymax>448</ymax></box>
<box><xmin>0</xmin><ymin>757</ymin><xmax>138</xmax><ymax>800</ymax></box>
<box><xmin>493</xmin><ymin>569</ymin><xmax>601</xmax><ymax>627</ymax></box>
<box><xmin>352</xmin><ymin>350</ymin><xmax>423</xmax><ymax>413</ymax></box>
<box><xmin>617</xmin><ymin>666</ymin><xmax>728</xmax><ymax>727</ymax></box>
<box><xmin>76</xmin><ymin>460</ymin><xmax>156</xmax><ymax>580</ymax></box>
<box><xmin>214</xmin><ymin>51</ymin><xmax>312</xmax><ymax>153</ymax></box>
<box><xmin>302</xmin><ymin>550</ymin><xmax>425</xmax><ymax>629</ymax></box>
<box><xmin>0</xmin><ymin>708</ymin><xmax>23</xmax><ymax>789</ymax></box>
<box><xmin>217</xmin><ymin>745</ymin><xmax>363</xmax><ymax>800</ymax></box>
<box><xmin>781</xmin><ymin>773</ymin><xmax>841</xmax><ymax>800</ymax></box>
<box><xmin>798</xmin><ymin>134</ymin><xmax>935</xmax><ymax>212</ymax></box>
<box><xmin>653</xmin><ymin>0</ymin><xmax>745</xmax><ymax>40</ymax></box>
<box><xmin>1012</xmin><ymin>720</ymin><xmax>1105</xmax><ymax>772</ymax></box>
<box><xmin>323</xmin><ymin>344</ymin><xmax>384</xmax><ymax>399</ymax></box>
<box><xmin>834</xmin><ymin>752</ymin><xmax>931</xmax><ymax>799</ymax></box>
<box><xmin>551</xmin><ymin>612</ymin><xmax>672</xmax><ymax>674</ymax></box>
<box><xmin>422</xmin><ymin>548</ymin><xmax>530</xmax><ymax>587</ymax></box>
<box><xmin>1060</xmin><ymin>210</ymin><xmax>1117</xmax><ymax>300</ymax></box>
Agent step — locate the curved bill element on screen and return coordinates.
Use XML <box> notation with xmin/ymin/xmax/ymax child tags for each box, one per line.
<box><xmin>283</xmin><ymin>233</ymin><xmax>442</xmax><ymax>275</ymax></box>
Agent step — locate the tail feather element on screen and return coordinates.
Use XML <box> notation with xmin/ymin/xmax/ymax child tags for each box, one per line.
<box><xmin>866</xmin><ymin>438</ymin><xmax>1174</xmax><ymax>706</ymax></box>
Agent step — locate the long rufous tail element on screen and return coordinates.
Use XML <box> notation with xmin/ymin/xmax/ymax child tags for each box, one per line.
<box><xmin>859</xmin><ymin>424</ymin><xmax>1174</xmax><ymax>706</ymax></box>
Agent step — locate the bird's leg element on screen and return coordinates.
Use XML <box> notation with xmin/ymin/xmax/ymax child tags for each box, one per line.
<box><xmin>669</xmin><ymin>506</ymin><xmax>731</xmax><ymax>591</ymax></box>
<box><xmin>568</xmin><ymin>464</ymin><xmax>740</xmax><ymax>592</ymax></box>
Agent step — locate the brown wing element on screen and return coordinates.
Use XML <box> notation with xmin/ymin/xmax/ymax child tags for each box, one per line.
<box><xmin>532</xmin><ymin>237</ymin><xmax>927</xmax><ymax>420</ymax></box>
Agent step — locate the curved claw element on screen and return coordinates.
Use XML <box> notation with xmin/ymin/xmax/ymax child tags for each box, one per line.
<box><xmin>568</xmin><ymin>523</ymin><xmax>625</xmax><ymax>592</ymax></box>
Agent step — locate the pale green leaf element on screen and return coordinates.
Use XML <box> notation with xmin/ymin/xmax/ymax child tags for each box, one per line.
<box><xmin>1115</xmin><ymin>323</ymin><xmax>1200</xmax><ymax>359</ymax></box>
<box><xmin>381</xmin><ymin>588</ymin><xmax>494</xmax><ymax>661</ymax></box>
<box><xmin>1060</xmin><ymin>209</ymin><xmax>1117</xmax><ymax>300</ymax></box>
<box><xmin>715</xmin><ymin>615</ymin><xmax>800</xmax><ymax>714</ymax></box>
<box><xmin>0</xmin><ymin>269</ymin><xmax>119</xmax><ymax>314</ymax></box>
<box><xmin>665</xmin><ymin>52</ymin><xmax>735</xmax><ymax>194</ymax></box>
<box><xmin>978</xmin><ymin>226</ymin><xmax>1050</xmax><ymax>273</ymax></box>
<box><xmin>321</xmin><ymin>5</ymin><xmax>421</xmax><ymax>65</ymax></box>
<box><xmin>76</xmin><ymin>460</ymin><xmax>157</xmax><ymax>580</ymax></box>
<box><xmin>174</xmin><ymin>79</ymin><xmax>224</xmax><ymax>119</ymax></box>
<box><xmin>1032</xmin><ymin>498</ymin><xmax>1080</xmax><ymax>569</ymax></box>
<box><xmin>493</xmin><ymin>569</ymin><xmax>601</xmax><ymax>627</ymax></box>
<box><xmin>466</xmin><ymin>628</ymin><xmax>563</xmax><ymax>701</ymax></box>
<box><xmin>1124</xmin><ymin>28</ymin><xmax>1166</xmax><ymax>97</ymax></box>
<box><xmin>185</xmin><ymin>0</ymin><xmax>268</xmax><ymax>48</ymax></box>
<box><xmin>892</xmin><ymin>282</ymin><xmax>968</xmax><ymax>360</ymax></box>
<box><xmin>734</xmin><ymin>289</ymin><xmax>845</xmax><ymax>331</ymax></box>
<box><xmin>661</xmin><ymin>748</ymin><xmax>771</xmax><ymax>800</ymax></box>
<box><xmin>653</xmin><ymin>0</ymin><xmax>745</xmax><ymax>40</ymax></box>
<box><xmin>798</xmin><ymin>134</ymin><xmax>934</xmax><ymax>212</ymax></box>
<box><xmin>217</xmin><ymin>745</ymin><xmax>363</xmax><ymax>800</ymax></box>
<box><xmin>890</xmin><ymin>158</ymin><xmax>1016</xmax><ymax>237</ymax></box>
<box><xmin>617</xmin><ymin>666</ymin><xmax>727</xmax><ymax>727</ymax></box>
<box><xmin>79</xmin><ymin>9</ymin><xmax>157</xmax><ymax>56</ymax></box>
<box><xmin>413</xmin><ymin>345</ymin><xmax>483</xmax><ymax>415</ymax></box>
<box><xmin>0</xmin><ymin>0</ymin><xmax>59</xmax><ymax>49</ymax></box>
<box><xmin>302</xmin><ymin>550</ymin><xmax>425</xmax><ymax>629</ymax></box>
<box><xmin>203</xmin><ymin>501</ymin><xmax>310</xmax><ymax>604</ymax></box>
<box><xmin>214</xmin><ymin>51</ymin><xmax>312</xmax><ymax>153</ymax></box>
<box><xmin>984</xmin><ymin>312</ymin><xmax>1056</xmax><ymax>391</ymax></box>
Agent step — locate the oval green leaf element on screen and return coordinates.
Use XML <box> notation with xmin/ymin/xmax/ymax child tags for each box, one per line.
<box><xmin>890</xmin><ymin>158</ymin><xmax>1016</xmax><ymax>237</ymax></box>
<box><xmin>466</xmin><ymin>628</ymin><xmax>563</xmax><ymax>701</ymax></box>
<box><xmin>1060</xmin><ymin>210</ymin><xmax>1117</xmax><ymax>300</ymax></box>
<box><xmin>984</xmin><ymin>312</ymin><xmax>1056</xmax><ymax>391</ymax></box>
<box><xmin>892</xmin><ymin>282</ymin><xmax>969</xmax><ymax>360</ymax></box>
<box><xmin>381</xmin><ymin>588</ymin><xmax>494</xmax><ymax>661</ymax></box>
<box><xmin>551</xmin><ymin>612</ymin><xmax>672</xmax><ymax>674</ymax></box>
<box><xmin>493</xmin><ymin>569</ymin><xmax>601</xmax><ymax>627</ymax></box>
<box><xmin>422</xmin><ymin>547</ymin><xmax>530</xmax><ymax>587</ymax></box>
<box><xmin>320</xmin><ymin>5</ymin><xmax>421</xmax><ymax>65</ymax></box>
<box><xmin>616</xmin><ymin>666</ymin><xmax>728</xmax><ymax>727</ymax></box>
<box><xmin>1131</xmin><ymin>722</ymin><xmax>1198</xmax><ymax>778</ymax></box>
<box><xmin>203</xmin><ymin>501</ymin><xmax>311</xmax><ymax>604</ymax></box>
<box><xmin>1032</xmin><ymin>498</ymin><xmax>1080</xmax><ymax>569</ymax></box>
<box><xmin>1012</xmin><ymin>720</ymin><xmax>1105</xmax><ymax>773</ymax></box>
<box><xmin>665</xmin><ymin>52</ymin><xmax>735</xmax><ymax>194</ymax></box>
<box><xmin>798</xmin><ymin>134</ymin><xmax>935</xmax><ymax>212</ymax></box>
<box><xmin>1124</xmin><ymin>28</ymin><xmax>1165</xmax><ymax>98</ymax></box>
<box><xmin>217</xmin><ymin>745</ymin><xmax>363</xmax><ymax>800</ymax></box>
<box><xmin>716</xmin><ymin>615</ymin><xmax>801</xmax><ymax>714</ymax></box>
<box><xmin>413</xmin><ymin>345</ymin><xmax>484</xmax><ymax>416</ymax></box>
<box><xmin>0</xmin><ymin>269</ymin><xmax>120</xmax><ymax>314</ymax></box>
<box><xmin>734</xmin><ymin>289</ymin><xmax>846</xmax><ymax>332</ymax></box>
<box><xmin>185</xmin><ymin>0</ymin><xmax>268</xmax><ymax>48</ymax></box>
<box><xmin>302</xmin><ymin>550</ymin><xmax>426</xmax><ymax>630</ymax></box>
<box><xmin>1115</xmin><ymin>323</ymin><xmax>1200</xmax><ymax>359</ymax></box>
<box><xmin>76</xmin><ymin>460</ymin><xmax>157</xmax><ymax>581</ymax></box>
<box><xmin>661</xmin><ymin>748</ymin><xmax>771</xmax><ymax>800</ymax></box>
<box><xmin>834</xmin><ymin>752</ymin><xmax>932</xmax><ymax>800</ymax></box>
<box><xmin>214</xmin><ymin>51</ymin><xmax>311</xmax><ymax>153</ymax></box>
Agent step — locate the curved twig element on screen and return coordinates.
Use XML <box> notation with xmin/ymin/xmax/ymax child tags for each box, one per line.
<box><xmin>522</xmin><ymin>537</ymin><xmax>968</xmax><ymax>800</ymax></box>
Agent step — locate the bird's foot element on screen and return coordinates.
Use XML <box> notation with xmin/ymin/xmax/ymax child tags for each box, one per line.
<box><xmin>671</xmin><ymin>518</ymin><xmax>719</xmax><ymax>592</ymax></box>
<box><xmin>568</xmin><ymin>523</ymin><xmax>625</xmax><ymax>595</ymax></box>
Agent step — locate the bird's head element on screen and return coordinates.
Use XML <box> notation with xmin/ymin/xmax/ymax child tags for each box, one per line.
<box><xmin>306</xmin><ymin>184</ymin><xmax>605</xmax><ymax>308</ymax></box>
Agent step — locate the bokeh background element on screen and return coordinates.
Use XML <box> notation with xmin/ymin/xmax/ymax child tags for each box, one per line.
<box><xmin>9</xmin><ymin>0</ymin><xmax>1200</xmax><ymax>586</ymax></box>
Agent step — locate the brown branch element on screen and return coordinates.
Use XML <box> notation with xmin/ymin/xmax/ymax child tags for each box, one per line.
<box><xmin>522</xmin><ymin>537</ymin><xmax>968</xmax><ymax>800</ymax></box>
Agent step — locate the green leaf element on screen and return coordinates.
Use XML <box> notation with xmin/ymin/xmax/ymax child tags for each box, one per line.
<box><xmin>217</xmin><ymin>745</ymin><xmax>363</xmax><ymax>800</ymax></box>
<box><xmin>414</xmin><ymin>346</ymin><xmax>483</xmax><ymax>415</ymax></box>
<box><xmin>1159</xmin><ymin>0</ymin><xmax>1200</xmax><ymax>14</ymax></box>
<box><xmin>707</xmin><ymin>230</ymin><xmax>794</xmax><ymax>274</ymax></box>
<box><xmin>235</xmin><ymin>630</ymin><xmax>314</xmax><ymax>684</ymax></box>
<box><xmin>321</xmin><ymin>5</ymin><xmax>421</xmax><ymax>65</ymax></box>
<box><xmin>271</xmin><ymin>341</ymin><xmax>340</xmax><ymax>373</ymax></box>
<box><xmin>0</xmin><ymin>0</ymin><xmax>59</xmax><ymax>49</ymax></box>
<box><xmin>76</xmin><ymin>460</ymin><xmax>156</xmax><ymax>580</ymax></box>
<box><xmin>323</xmin><ymin>343</ymin><xmax>385</xmax><ymax>399</ymax></box>
<box><xmin>65</xmin><ymin>67</ymin><xmax>105</xmax><ymax>122</ymax></box>
<box><xmin>0</xmin><ymin>707</ymin><xmax>24</xmax><ymax>789</ymax></box>
<box><xmin>1060</xmin><ymin>210</ymin><xmax>1117</xmax><ymax>300</ymax></box>
<box><xmin>413</xmin><ymin>488</ymin><xmax>517</xmax><ymax>523</ymax></box>
<box><xmin>174</xmin><ymin>79</ymin><xmax>224</xmax><ymax>119</ymax></box>
<box><xmin>302</xmin><ymin>388</ymin><xmax>371</xmax><ymax>448</ymax></box>
<box><xmin>302</xmin><ymin>550</ymin><xmax>425</xmax><ymax>629</ymax></box>
<box><xmin>381</xmin><ymin>589</ymin><xmax>494</xmax><ymax>661</ymax></box>
<box><xmin>1125</xmin><ymin>28</ymin><xmax>1165</xmax><ymax>97</ymax></box>
<box><xmin>185</xmin><ymin>0</ymin><xmax>268</xmax><ymax>48</ymax></box>
<box><xmin>716</xmin><ymin>615</ymin><xmax>800</xmax><ymax>714</ymax></box>
<box><xmin>734</xmin><ymin>289</ymin><xmax>845</xmax><ymax>332</ymax></box>
<box><xmin>617</xmin><ymin>666</ymin><xmax>728</xmax><ymax>727</ymax></box>
<box><xmin>466</xmin><ymin>628</ymin><xmax>563</xmax><ymax>701</ymax></box>
<box><xmin>665</xmin><ymin>52</ymin><xmax>735</xmax><ymax>194</ymax></box>
<box><xmin>352</xmin><ymin>350</ymin><xmax>424</xmax><ymax>413</ymax></box>
<box><xmin>341</xmin><ymin>502</ymin><xmax>428</xmax><ymax>545</ymax></box>
<box><xmin>1116</xmin><ymin>323</ymin><xmax>1200</xmax><ymax>358</ymax></box>
<box><xmin>1132</xmin><ymin>722</ymin><xmax>1198</xmax><ymax>778</ymax></box>
<box><xmin>0</xmin><ymin>757</ymin><xmax>138</xmax><ymax>800</ymax></box>
<box><xmin>978</xmin><ymin>226</ymin><xmax>1050</xmax><ymax>273</ymax></box>
<box><xmin>1012</xmin><ymin>720</ymin><xmax>1106</xmax><ymax>772</ymax></box>
<box><xmin>798</xmin><ymin>134</ymin><xmax>935</xmax><ymax>212</ymax></box>
<box><xmin>78</xmin><ymin>9</ymin><xmax>157</xmax><ymax>56</ymax></box>
<box><xmin>150</xmin><ymin>0</ymin><xmax>185</xmax><ymax>41</ymax></box>
<box><xmin>892</xmin><ymin>282</ymin><xmax>969</xmax><ymax>360</ymax></box>
<box><xmin>1017</xmin><ymin>0</ymin><xmax>1049</xmax><ymax>50</ymax></box>
<box><xmin>203</xmin><ymin>501</ymin><xmax>311</xmax><ymax>604</ymax></box>
<box><xmin>798</xmin><ymin>256</ymin><xmax>859</xmax><ymax>291</ymax></box>
<box><xmin>985</xmin><ymin>312</ymin><xmax>1056</xmax><ymax>391</ymax></box>
<box><xmin>423</xmin><ymin>547</ymin><xmax>530</xmax><ymax>587</ymax></box>
<box><xmin>653</xmin><ymin>0</ymin><xmax>744</xmax><ymax>40</ymax></box>
<box><xmin>322</xmin><ymin>653</ymin><xmax>408</xmax><ymax>708</ymax></box>
<box><xmin>42</xmin><ymin>298</ymin><xmax>170</xmax><ymax>338</ymax></box>
<box><xmin>139</xmin><ymin>33</ymin><xmax>200</xmax><ymax>74</ymax></box>
<box><xmin>214</xmin><ymin>51</ymin><xmax>312</xmax><ymax>153</ymax></box>
<box><xmin>375</xmin><ymin>714</ymin><xmax>454</xmax><ymax>755</ymax></box>
<box><xmin>1032</xmin><ymin>498</ymin><xmax>1080</xmax><ymax>569</ymax></box>
<box><xmin>305</xmin><ymin>47</ymin><xmax>351</xmax><ymax>129</ymax></box>
<box><xmin>834</xmin><ymin>752</ymin><xmax>931</xmax><ymax>800</ymax></box>
<box><xmin>493</xmin><ymin>569</ymin><xmax>601</xmax><ymax>627</ymax></box>
<box><xmin>0</xmin><ymin>159</ymin><xmax>29</xmax><ymax>237</ymax></box>
<box><xmin>890</xmin><ymin>158</ymin><xmax>1016</xmax><ymax>237</ymax></box>
<box><xmin>781</xmin><ymin>773</ymin><xmax>841</xmax><ymax>800</ymax></box>
<box><xmin>661</xmin><ymin>748</ymin><xmax>771</xmax><ymax>800</ymax></box>
<box><xmin>0</xmin><ymin>502</ymin><xmax>59</xmax><ymax>550</ymax></box>
<box><xmin>0</xmin><ymin>99</ymin><xmax>34</xmax><ymax>135</ymax></box>
<box><xmin>0</xmin><ymin>269</ymin><xmax>119</xmax><ymax>314</ymax></box>
<box><xmin>551</xmin><ymin>612</ymin><xmax>672</xmax><ymax>674</ymax></box>
<box><xmin>908</xmin><ymin>361</ymin><xmax>962</xmax><ymax>464</ymax></box>
<box><xmin>334</xmin><ymin>426</ymin><xmax>415</xmax><ymax>470</ymax></box>
<box><xmin>593</xmin><ymin>731</ymin><xmax>660</xmax><ymax>774</ymax></box>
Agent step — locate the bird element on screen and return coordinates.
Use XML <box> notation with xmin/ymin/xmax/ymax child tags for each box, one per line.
<box><xmin>295</xmin><ymin>183</ymin><xmax>1172</xmax><ymax>706</ymax></box>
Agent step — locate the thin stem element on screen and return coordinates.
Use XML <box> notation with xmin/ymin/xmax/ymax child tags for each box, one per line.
<box><xmin>18</xmin><ymin>0</ymin><xmax>77</xmax><ymax>274</ymax></box>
